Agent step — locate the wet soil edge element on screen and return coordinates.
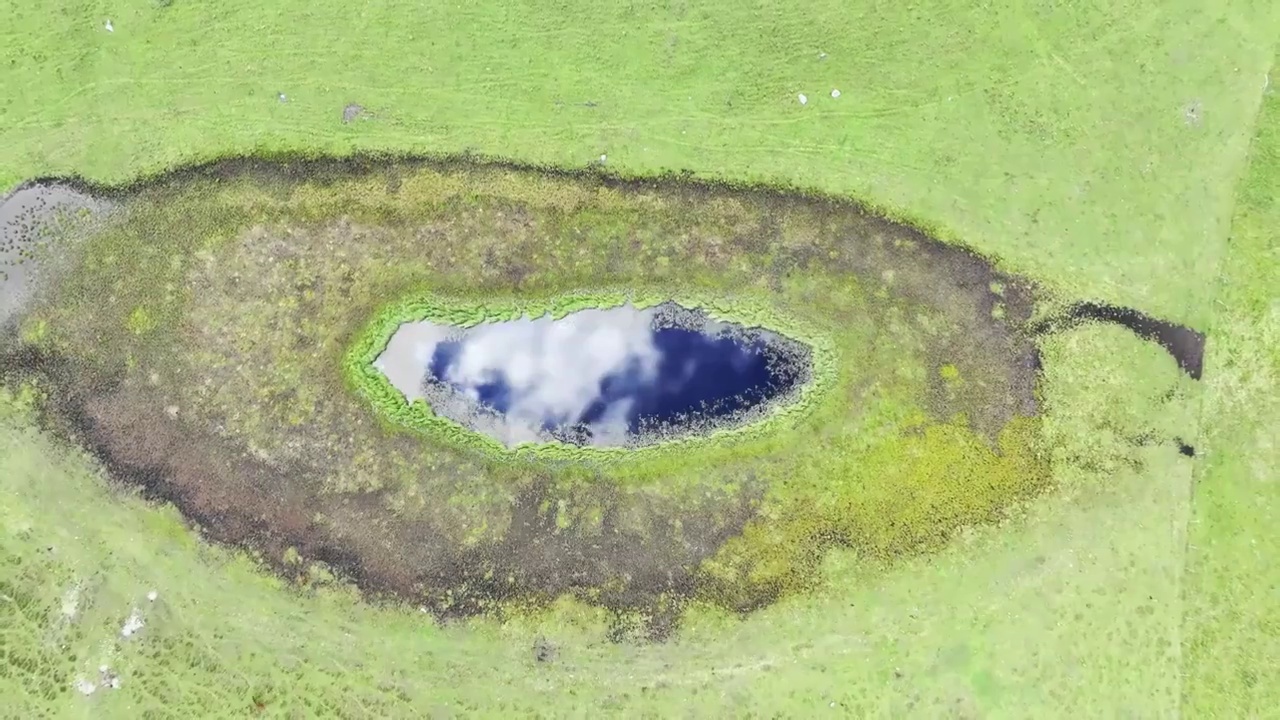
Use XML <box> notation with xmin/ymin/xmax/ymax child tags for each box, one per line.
<box><xmin>0</xmin><ymin>155</ymin><xmax>1207</xmax><ymax>639</ymax></box>
<box><xmin>4</xmin><ymin>152</ymin><xmax>1209</xmax><ymax>378</ymax></box>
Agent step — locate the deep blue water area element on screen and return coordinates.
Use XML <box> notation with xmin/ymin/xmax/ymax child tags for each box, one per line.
<box><xmin>427</xmin><ymin>326</ymin><xmax>798</xmax><ymax>439</ymax></box>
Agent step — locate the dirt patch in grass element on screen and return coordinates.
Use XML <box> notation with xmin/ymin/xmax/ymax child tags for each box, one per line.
<box><xmin>3</xmin><ymin>346</ymin><xmax>764</xmax><ymax>639</ymax></box>
<box><xmin>0</xmin><ymin>156</ymin><xmax>1207</xmax><ymax>638</ymax></box>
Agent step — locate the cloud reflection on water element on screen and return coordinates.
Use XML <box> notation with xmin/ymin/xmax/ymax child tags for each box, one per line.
<box><xmin>374</xmin><ymin>303</ymin><xmax>800</xmax><ymax>447</ymax></box>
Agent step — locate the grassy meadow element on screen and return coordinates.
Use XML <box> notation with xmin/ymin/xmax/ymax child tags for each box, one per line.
<box><xmin>0</xmin><ymin>0</ymin><xmax>1276</xmax><ymax>717</ymax></box>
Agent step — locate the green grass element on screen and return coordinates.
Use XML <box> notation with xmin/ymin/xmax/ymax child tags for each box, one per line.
<box><xmin>1</xmin><ymin>0</ymin><xmax>1273</xmax><ymax>324</ymax></box>
<box><xmin>1</xmin><ymin>0</ymin><xmax>1277</xmax><ymax>716</ymax></box>
<box><xmin>1180</xmin><ymin>85</ymin><xmax>1280</xmax><ymax>715</ymax></box>
<box><xmin>0</xmin><ymin>339</ymin><xmax>1199</xmax><ymax>716</ymax></box>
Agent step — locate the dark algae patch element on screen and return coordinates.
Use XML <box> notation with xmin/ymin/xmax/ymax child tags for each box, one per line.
<box><xmin>0</xmin><ymin>157</ymin><xmax>1205</xmax><ymax>638</ymax></box>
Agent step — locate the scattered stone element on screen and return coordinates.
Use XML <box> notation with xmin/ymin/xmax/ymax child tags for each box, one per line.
<box><xmin>104</xmin><ymin>19</ymin><xmax>114</xmax><ymax>32</ymax></box>
<box><xmin>798</xmin><ymin>93</ymin><xmax>808</xmax><ymax>105</ymax></box>
<box><xmin>120</xmin><ymin>608</ymin><xmax>144</xmax><ymax>638</ymax></box>
<box><xmin>74</xmin><ymin>678</ymin><xmax>97</xmax><ymax>695</ymax></box>
<box><xmin>341</xmin><ymin>103</ymin><xmax>364</xmax><ymax>124</ymax></box>
<box><xmin>165</xmin><ymin>405</ymin><xmax>179</xmax><ymax>418</ymax></box>
<box><xmin>98</xmin><ymin>666</ymin><xmax>121</xmax><ymax>690</ymax></box>
<box><xmin>277</xmin><ymin>93</ymin><xmax>287</xmax><ymax>103</ymax></box>
<box><xmin>532</xmin><ymin>636</ymin><xmax>557</xmax><ymax>663</ymax></box>
<box><xmin>146</xmin><ymin>590</ymin><xmax>158</xmax><ymax>602</ymax></box>
<box><xmin>818</xmin><ymin>51</ymin><xmax>828</xmax><ymax>60</ymax></box>
<box><xmin>1183</xmin><ymin>100</ymin><xmax>1203</xmax><ymax>127</ymax></box>
<box><xmin>599</xmin><ymin>154</ymin><xmax>607</xmax><ymax>164</ymax></box>
<box><xmin>831</xmin><ymin>89</ymin><xmax>841</xmax><ymax>99</ymax></box>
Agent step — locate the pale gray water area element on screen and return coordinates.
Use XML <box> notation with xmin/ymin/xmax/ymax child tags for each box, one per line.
<box><xmin>0</xmin><ymin>183</ymin><xmax>114</xmax><ymax>335</ymax></box>
<box><xmin>374</xmin><ymin>302</ymin><xmax>812</xmax><ymax>448</ymax></box>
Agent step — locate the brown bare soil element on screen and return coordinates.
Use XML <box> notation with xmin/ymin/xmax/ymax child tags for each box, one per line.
<box><xmin>3</xmin><ymin>346</ymin><xmax>765</xmax><ymax>639</ymax></box>
<box><xmin>0</xmin><ymin>159</ymin><xmax>1205</xmax><ymax>639</ymax></box>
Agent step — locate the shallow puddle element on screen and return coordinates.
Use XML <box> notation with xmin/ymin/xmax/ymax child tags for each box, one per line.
<box><xmin>0</xmin><ymin>183</ymin><xmax>112</xmax><ymax>331</ymax></box>
<box><xmin>374</xmin><ymin>302</ymin><xmax>811</xmax><ymax>447</ymax></box>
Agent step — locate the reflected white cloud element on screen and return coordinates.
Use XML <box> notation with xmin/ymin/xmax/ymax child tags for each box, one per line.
<box><xmin>373</xmin><ymin>302</ymin><xmax>809</xmax><ymax>448</ymax></box>
<box><xmin>373</xmin><ymin>322</ymin><xmax>455</xmax><ymax>402</ymax></box>
<box><xmin>375</xmin><ymin>304</ymin><xmax>662</xmax><ymax>443</ymax></box>
<box><xmin>449</xmin><ymin>305</ymin><xmax>661</xmax><ymax>428</ymax></box>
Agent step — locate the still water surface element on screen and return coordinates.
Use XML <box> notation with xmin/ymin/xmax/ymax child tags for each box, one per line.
<box><xmin>374</xmin><ymin>302</ymin><xmax>809</xmax><ymax>447</ymax></box>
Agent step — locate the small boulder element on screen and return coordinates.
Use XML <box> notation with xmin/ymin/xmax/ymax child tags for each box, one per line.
<box><xmin>342</xmin><ymin>104</ymin><xmax>365</xmax><ymax>124</ymax></box>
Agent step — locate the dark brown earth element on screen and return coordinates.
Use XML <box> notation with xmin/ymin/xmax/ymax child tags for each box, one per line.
<box><xmin>0</xmin><ymin>158</ymin><xmax>1206</xmax><ymax>639</ymax></box>
<box><xmin>1030</xmin><ymin>301</ymin><xmax>1206</xmax><ymax>380</ymax></box>
<box><xmin>3</xmin><ymin>346</ymin><xmax>766</xmax><ymax>640</ymax></box>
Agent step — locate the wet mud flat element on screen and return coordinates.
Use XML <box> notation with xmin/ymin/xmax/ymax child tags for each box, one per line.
<box><xmin>0</xmin><ymin>157</ymin><xmax>1207</xmax><ymax>639</ymax></box>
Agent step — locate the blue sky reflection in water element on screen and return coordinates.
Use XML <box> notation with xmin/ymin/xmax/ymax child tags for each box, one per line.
<box><xmin>373</xmin><ymin>303</ymin><xmax>809</xmax><ymax>447</ymax></box>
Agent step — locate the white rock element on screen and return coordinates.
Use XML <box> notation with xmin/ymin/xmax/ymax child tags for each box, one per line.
<box><xmin>60</xmin><ymin>586</ymin><xmax>81</xmax><ymax>619</ymax></box>
<box><xmin>146</xmin><ymin>590</ymin><xmax>158</xmax><ymax>602</ymax></box>
<box><xmin>120</xmin><ymin>608</ymin><xmax>144</xmax><ymax>638</ymax></box>
<box><xmin>74</xmin><ymin>678</ymin><xmax>97</xmax><ymax>695</ymax></box>
<box><xmin>831</xmin><ymin>89</ymin><xmax>841</xmax><ymax>98</ymax></box>
<box><xmin>104</xmin><ymin>19</ymin><xmax>113</xmax><ymax>32</ymax></box>
<box><xmin>599</xmin><ymin>154</ymin><xmax>607</xmax><ymax>163</ymax></box>
<box><xmin>798</xmin><ymin>93</ymin><xmax>808</xmax><ymax>105</ymax></box>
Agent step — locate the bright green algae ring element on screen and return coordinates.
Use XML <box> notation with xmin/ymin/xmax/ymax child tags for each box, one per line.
<box><xmin>344</xmin><ymin>288</ymin><xmax>840</xmax><ymax>467</ymax></box>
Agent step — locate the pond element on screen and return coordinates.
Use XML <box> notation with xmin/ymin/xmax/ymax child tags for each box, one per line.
<box><xmin>373</xmin><ymin>302</ymin><xmax>812</xmax><ymax>447</ymax></box>
<box><xmin>0</xmin><ymin>183</ymin><xmax>111</xmax><ymax>332</ymax></box>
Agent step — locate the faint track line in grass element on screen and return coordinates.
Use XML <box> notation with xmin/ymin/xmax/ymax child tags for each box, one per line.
<box><xmin>1176</xmin><ymin>45</ymin><xmax>1278</xmax><ymax>719</ymax></box>
<box><xmin>8</xmin><ymin>2</ymin><xmax>1164</xmax><ymax>143</ymax></box>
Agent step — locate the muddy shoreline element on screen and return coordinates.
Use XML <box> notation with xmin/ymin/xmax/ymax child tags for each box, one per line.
<box><xmin>0</xmin><ymin>157</ymin><xmax>1205</xmax><ymax>639</ymax></box>
<box><xmin>1</xmin><ymin>345</ymin><xmax>768</xmax><ymax>640</ymax></box>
